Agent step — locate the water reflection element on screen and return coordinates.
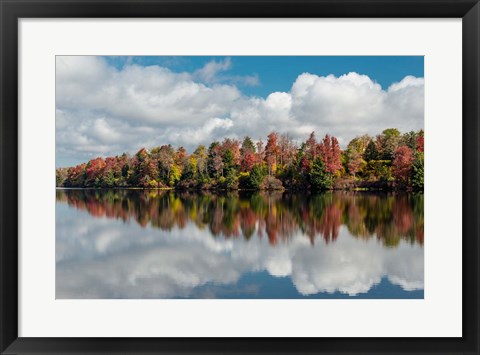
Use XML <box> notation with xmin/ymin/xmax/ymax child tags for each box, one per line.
<box><xmin>56</xmin><ymin>189</ymin><xmax>423</xmax><ymax>247</ymax></box>
<box><xmin>56</xmin><ymin>189</ymin><xmax>424</xmax><ymax>299</ymax></box>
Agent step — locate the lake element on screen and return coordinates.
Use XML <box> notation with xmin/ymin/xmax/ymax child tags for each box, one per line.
<box><xmin>56</xmin><ymin>189</ymin><xmax>424</xmax><ymax>299</ymax></box>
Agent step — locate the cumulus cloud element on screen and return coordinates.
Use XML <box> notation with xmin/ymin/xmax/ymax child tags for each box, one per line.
<box><xmin>56</xmin><ymin>205</ymin><xmax>424</xmax><ymax>299</ymax></box>
<box><xmin>56</xmin><ymin>56</ymin><xmax>423</xmax><ymax>167</ymax></box>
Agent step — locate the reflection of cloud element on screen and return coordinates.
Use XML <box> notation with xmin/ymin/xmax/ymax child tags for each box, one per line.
<box><xmin>56</xmin><ymin>204</ymin><xmax>423</xmax><ymax>299</ymax></box>
<box><xmin>289</xmin><ymin>238</ymin><xmax>423</xmax><ymax>296</ymax></box>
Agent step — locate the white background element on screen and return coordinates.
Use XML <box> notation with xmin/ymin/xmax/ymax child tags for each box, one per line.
<box><xmin>19</xmin><ymin>19</ymin><xmax>462</xmax><ymax>337</ymax></box>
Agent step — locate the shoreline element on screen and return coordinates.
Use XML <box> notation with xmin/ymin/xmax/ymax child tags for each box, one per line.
<box><xmin>56</xmin><ymin>179</ymin><xmax>423</xmax><ymax>192</ymax></box>
<box><xmin>55</xmin><ymin>186</ymin><xmax>422</xmax><ymax>192</ymax></box>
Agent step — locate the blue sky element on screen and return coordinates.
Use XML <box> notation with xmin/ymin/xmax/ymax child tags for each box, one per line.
<box><xmin>56</xmin><ymin>56</ymin><xmax>424</xmax><ymax>167</ymax></box>
<box><xmin>104</xmin><ymin>56</ymin><xmax>423</xmax><ymax>98</ymax></box>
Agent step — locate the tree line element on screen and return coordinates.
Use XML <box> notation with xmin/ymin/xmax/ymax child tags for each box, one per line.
<box><xmin>56</xmin><ymin>128</ymin><xmax>424</xmax><ymax>191</ymax></box>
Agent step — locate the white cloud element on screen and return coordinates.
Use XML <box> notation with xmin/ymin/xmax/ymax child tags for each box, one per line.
<box><xmin>194</xmin><ymin>57</ymin><xmax>232</xmax><ymax>83</ymax></box>
<box><xmin>166</xmin><ymin>117</ymin><xmax>234</xmax><ymax>147</ymax></box>
<box><xmin>56</xmin><ymin>56</ymin><xmax>424</xmax><ymax>167</ymax></box>
<box><xmin>193</xmin><ymin>58</ymin><xmax>260</xmax><ymax>87</ymax></box>
<box><xmin>92</xmin><ymin>118</ymin><xmax>123</xmax><ymax>143</ymax></box>
<box><xmin>235</xmin><ymin>73</ymin><xmax>260</xmax><ymax>86</ymax></box>
<box><xmin>388</xmin><ymin>75</ymin><xmax>424</xmax><ymax>92</ymax></box>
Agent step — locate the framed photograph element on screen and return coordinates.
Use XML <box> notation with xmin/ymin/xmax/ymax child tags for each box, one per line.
<box><xmin>1</xmin><ymin>0</ymin><xmax>479</xmax><ymax>354</ymax></box>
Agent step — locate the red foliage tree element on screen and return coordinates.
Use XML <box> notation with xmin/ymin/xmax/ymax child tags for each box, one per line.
<box><xmin>85</xmin><ymin>157</ymin><xmax>106</xmax><ymax>185</ymax></box>
<box><xmin>265</xmin><ymin>132</ymin><xmax>279</xmax><ymax>176</ymax></box>
<box><xmin>392</xmin><ymin>146</ymin><xmax>414</xmax><ymax>183</ymax></box>
<box><xmin>256</xmin><ymin>139</ymin><xmax>265</xmax><ymax>163</ymax></box>
<box><xmin>241</xmin><ymin>151</ymin><xmax>256</xmax><ymax>172</ymax></box>
<box><xmin>300</xmin><ymin>156</ymin><xmax>311</xmax><ymax>175</ymax></box>
<box><xmin>135</xmin><ymin>148</ymin><xmax>148</xmax><ymax>161</ymax></box>
<box><xmin>208</xmin><ymin>143</ymin><xmax>224</xmax><ymax>178</ymax></box>
<box><xmin>416</xmin><ymin>135</ymin><xmax>424</xmax><ymax>152</ymax></box>
<box><xmin>347</xmin><ymin>150</ymin><xmax>363</xmax><ymax>177</ymax></box>
<box><xmin>66</xmin><ymin>163</ymin><xmax>86</xmax><ymax>186</ymax></box>
<box><xmin>175</xmin><ymin>147</ymin><xmax>187</xmax><ymax>167</ymax></box>
<box><xmin>221</xmin><ymin>138</ymin><xmax>241</xmax><ymax>167</ymax></box>
<box><xmin>278</xmin><ymin>134</ymin><xmax>295</xmax><ymax>168</ymax></box>
<box><xmin>104</xmin><ymin>157</ymin><xmax>122</xmax><ymax>177</ymax></box>
<box><xmin>305</xmin><ymin>131</ymin><xmax>317</xmax><ymax>160</ymax></box>
<box><xmin>317</xmin><ymin>134</ymin><xmax>342</xmax><ymax>174</ymax></box>
<box><xmin>240</xmin><ymin>137</ymin><xmax>256</xmax><ymax>172</ymax></box>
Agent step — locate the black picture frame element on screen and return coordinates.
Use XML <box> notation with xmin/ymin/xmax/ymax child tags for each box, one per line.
<box><xmin>1</xmin><ymin>1</ymin><xmax>479</xmax><ymax>354</ymax></box>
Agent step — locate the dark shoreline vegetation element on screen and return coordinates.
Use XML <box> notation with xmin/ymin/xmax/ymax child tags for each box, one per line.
<box><xmin>56</xmin><ymin>189</ymin><xmax>424</xmax><ymax>248</ymax></box>
<box><xmin>56</xmin><ymin>128</ymin><xmax>424</xmax><ymax>191</ymax></box>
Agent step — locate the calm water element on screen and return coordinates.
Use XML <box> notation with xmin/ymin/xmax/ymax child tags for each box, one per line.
<box><xmin>56</xmin><ymin>189</ymin><xmax>424</xmax><ymax>299</ymax></box>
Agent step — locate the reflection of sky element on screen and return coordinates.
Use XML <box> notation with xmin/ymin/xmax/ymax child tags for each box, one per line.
<box><xmin>56</xmin><ymin>203</ymin><xmax>424</xmax><ymax>299</ymax></box>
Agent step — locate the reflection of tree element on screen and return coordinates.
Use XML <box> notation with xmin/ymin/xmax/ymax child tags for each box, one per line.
<box><xmin>56</xmin><ymin>189</ymin><xmax>424</xmax><ymax>247</ymax></box>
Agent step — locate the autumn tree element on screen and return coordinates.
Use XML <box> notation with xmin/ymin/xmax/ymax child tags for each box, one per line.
<box><xmin>240</xmin><ymin>136</ymin><xmax>257</xmax><ymax>172</ymax></box>
<box><xmin>392</xmin><ymin>145</ymin><xmax>414</xmax><ymax>184</ymax></box>
<box><xmin>169</xmin><ymin>164</ymin><xmax>182</xmax><ymax>186</ymax></box>
<box><xmin>305</xmin><ymin>132</ymin><xmax>317</xmax><ymax>161</ymax></box>
<box><xmin>221</xmin><ymin>138</ymin><xmax>241</xmax><ymax>167</ymax></box>
<box><xmin>131</xmin><ymin>148</ymin><xmax>160</xmax><ymax>188</ymax></box>
<box><xmin>241</xmin><ymin>152</ymin><xmax>256</xmax><ymax>173</ymax></box>
<box><xmin>56</xmin><ymin>167</ymin><xmax>69</xmax><ymax>187</ymax></box>
<box><xmin>85</xmin><ymin>157</ymin><xmax>106</xmax><ymax>187</ymax></box>
<box><xmin>416</xmin><ymin>132</ymin><xmax>424</xmax><ymax>152</ymax></box>
<box><xmin>296</xmin><ymin>143</ymin><xmax>311</xmax><ymax>176</ymax></box>
<box><xmin>193</xmin><ymin>145</ymin><xmax>208</xmax><ymax>177</ymax></box>
<box><xmin>347</xmin><ymin>134</ymin><xmax>371</xmax><ymax>154</ymax></box>
<box><xmin>264</xmin><ymin>132</ymin><xmax>279</xmax><ymax>176</ymax></box>
<box><xmin>346</xmin><ymin>135</ymin><xmax>369</xmax><ymax>177</ymax></box>
<box><xmin>400</xmin><ymin>131</ymin><xmax>418</xmax><ymax>150</ymax></box>
<box><xmin>182</xmin><ymin>156</ymin><xmax>198</xmax><ymax>180</ymax></box>
<box><xmin>175</xmin><ymin>147</ymin><xmax>188</xmax><ymax>169</ymax></box>
<box><xmin>347</xmin><ymin>150</ymin><xmax>364</xmax><ymax>177</ymax></box>
<box><xmin>317</xmin><ymin>134</ymin><xmax>342</xmax><ymax>175</ymax></box>
<box><xmin>153</xmin><ymin>145</ymin><xmax>175</xmax><ymax>184</ymax></box>
<box><xmin>118</xmin><ymin>153</ymin><xmax>131</xmax><ymax>183</ymax></box>
<box><xmin>101</xmin><ymin>156</ymin><xmax>123</xmax><ymax>187</ymax></box>
<box><xmin>65</xmin><ymin>163</ymin><xmax>86</xmax><ymax>187</ymax></box>
<box><xmin>278</xmin><ymin>133</ymin><xmax>296</xmax><ymax>171</ymax></box>
<box><xmin>377</xmin><ymin>128</ymin><xmax>401</xmax><ymax>160</ymax></box>
<box><xmin>256</xmin><ymin>139</ymin><xmax>265</xmax><ymax>163</ymax></box>
<box><xmin>207</xmin><ymin>142</ymin><xmax>224</xmax><ymax>178</ymax></box>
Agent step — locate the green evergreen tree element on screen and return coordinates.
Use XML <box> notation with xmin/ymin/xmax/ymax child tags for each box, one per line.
<box><xmin>309</xmin><ymin>157</ymin><xmax>333</xmax><ymax>190</ymax></box>
<box><xmin>240</xmin><ymin>136</ymin><xmax>256</xmax><ymax>155</ymax></box>
<box><xmin>222</xmin><ymin>149</ymin><xmax>236</xmax><ymax>176</ymax></box>
<box><xmin>248</xmin><ymin>164</ymin><xmax>266</xmax><ymax>189</ymax></box>
<box><xmin>364</xmin><ymin>140</ymin><xmax>378</xmax><ymax>162</ymax></box>
<box><xmin>411</xmin><ymin>152</ymin><xmax>424</xmax><ymax>190</ymax></box>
